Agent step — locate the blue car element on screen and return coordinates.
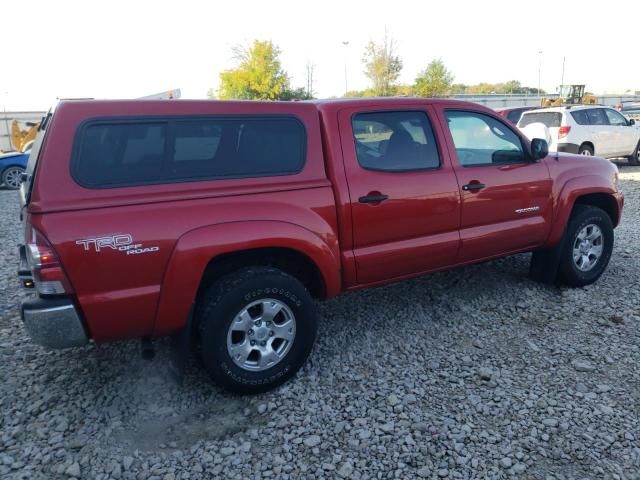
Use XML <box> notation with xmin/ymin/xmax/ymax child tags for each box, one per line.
<box><xmin>0</xmin><ymin>151</ymin><xmax>29</xmax><ymax>190</ymax></box>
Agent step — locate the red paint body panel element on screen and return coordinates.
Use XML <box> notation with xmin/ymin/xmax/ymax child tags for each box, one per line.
<box><xmin>336</xmin><ymin>103</ymin><xmax>461</xmax><ymax>283</ymax></box>
<box><xmin>25</xmin><ymin>98</ymin><xmax>623</xmax><ymax>344</ymax></box>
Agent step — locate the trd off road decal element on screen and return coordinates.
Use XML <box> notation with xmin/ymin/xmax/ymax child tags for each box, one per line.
<box><xmin>75</xmin><ymin>234</ymin><xmax>159</xmax><ymax>255</ymax></box>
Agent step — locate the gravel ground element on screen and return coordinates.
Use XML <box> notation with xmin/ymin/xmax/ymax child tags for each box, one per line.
<box><xmin>1</xmin><ymin>167</ymin><xmax>639</xmax><ymax>480</ymax></box>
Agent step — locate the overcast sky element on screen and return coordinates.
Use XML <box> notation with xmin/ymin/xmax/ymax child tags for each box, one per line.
<box><xmin>3</xmin><ymin>0</ymin><xmax>639</xmax><ymax>111</ymax></box>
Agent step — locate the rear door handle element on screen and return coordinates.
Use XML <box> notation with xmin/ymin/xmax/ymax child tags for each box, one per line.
<box><xmin>358</xmin><ymin>193</ymin><xmax>389</xmax><ymax>203</ymax></box>
<box><xmin>462</xmin><ymin>183</ymin><xmax>486</xmax><ymax>191</ymax></box>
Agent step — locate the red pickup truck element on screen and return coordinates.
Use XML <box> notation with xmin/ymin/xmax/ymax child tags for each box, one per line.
<box><xmin>18</xmin><ymin>98</ymin><xmax>623</xmax><ymax>393</ymax></box>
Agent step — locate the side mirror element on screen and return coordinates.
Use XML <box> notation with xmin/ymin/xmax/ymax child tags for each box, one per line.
<box><xmin>530</xmin><ymin>138</ymin><xmax>549</xmax><ymax>161</ymax></box>
<box><xmin>629</xmin><ymin>119</ymin><xmax>635</xmax><ymax>126</ymax></box>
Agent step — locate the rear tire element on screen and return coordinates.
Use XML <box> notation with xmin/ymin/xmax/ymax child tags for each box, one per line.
<box><xmin>558</xmin><ymin>205</ymin><xmax>613</xmax><ymax>287</ymax></box>
<box><xmin>629</xmin><ymin>141</ymin><xmax>640</xmax><ymax>166</ymax></box>
<box><xmin>578</xmin><ymin>144</ymin><xmax>594</xmax><ymax>156</ymax></box>
<box><xmin>196</xmin><ymin>267</ymin><xmax>317</xmax><ymax>394</ymax></box>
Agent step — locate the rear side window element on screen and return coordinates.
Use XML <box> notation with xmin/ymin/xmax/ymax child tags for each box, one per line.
<box><xmin>571</xmin><ymin>110</ymin><xmax>589</xmax><ymax>125</ymax></box>
<box><xmin>351</xmin><ymin>111</ymin><xmax>440</xmax><ymax>171</ymax></box>
<box><xmin>73</xmin><ymin>116</ymin><xmax>306</xmax><ymax>187</ymax></box>
<box><xmin>518</xmin><ymin>112</ymin><xmax>562</xmax><ymax>128</ymax></box>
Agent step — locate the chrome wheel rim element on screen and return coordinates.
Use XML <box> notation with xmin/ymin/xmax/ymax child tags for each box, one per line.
<box><xmin>580</xmin><ymin>149</ymin><xmax>592</xmax><ymax>156</ymax></box>
<box><xmin>226</xmin><ymin>298</ymin><xmax>296</xmax><ymax>372</ymax></box>
<box><xmin>4</xmin><ymin>167</ymin><xmax>23</xmax><ymax>189</ymax></box>
<box><xmin>572</xmin><ymin>224</ymin><xmax>603</xmax><ymax>272</ymax></box>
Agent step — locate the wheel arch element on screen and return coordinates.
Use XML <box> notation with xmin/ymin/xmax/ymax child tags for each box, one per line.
<box><xmin>545</xmin><ymin>175</ymin><xmax>621</xmax><ymax>247</ymax></box>
<box><xmin>578</xmin><ymin>141</ymin><xmax>594</xmax><ymax>154</ymax></box>
<box><xmin>152</xmin><ymin>220</ymin><xmax>341</xmax><ymax>336</ymax></box>
<box><xmin>573</xmin><ymin>193</ymin><xmax>618</xmax><ymax>225</ymax></box>
<box><xmin>197</xmin><ymin>247</ymin><xmax>326</xmax><ymax>301</ymax></box>
<box><xmin>1</xmin><ymin>163</ymin><xmax>26</xmax><ymax>176</ymax></box>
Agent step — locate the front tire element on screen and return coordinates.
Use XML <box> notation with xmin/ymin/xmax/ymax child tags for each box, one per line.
<box><xmin>629</xmin><ymin>141</ymin><xmax>640</xmax><ymax>166</ymax></box>
<box><xmin>558</xmin><ymin>205</ymin><xmax>613</xmax><ymax>287</ymax></box>
<box><xmin>196</xmin><ymin>267</ymin><xmax>317</xmax><ymax>394</ymax></box>
<box><xmin>2</xmin><ymin>166</ymin><xmax>24</xmax><ymax>190</ymax></box>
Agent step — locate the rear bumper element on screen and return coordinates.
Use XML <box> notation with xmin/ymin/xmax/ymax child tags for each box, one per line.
<box><xmin>556</xmin><ymin>143</ymin><xmax>580</xmax><ymax>154</ymax></box>
<box><xmin>21</xmin><ymin>297</ymin><xmax>88</xmax><ymax>349</ymax></box>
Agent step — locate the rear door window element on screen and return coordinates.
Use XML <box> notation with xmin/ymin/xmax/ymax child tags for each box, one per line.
<box><xmin>72</xmin><ymin>116</ymin><xmax>306</xmax><ymax>187</ymax></box>
<box><xmin>570</xmin><ymin>110</ymin><xmax>589</xmax><ymax>125</ymax></box>
<box><xmin>586</xmin><ymin>108</ymin><xmax>608</xmax><ymax>125</ymax></box>
<box><xmin>351</xmin><ymin>111</ymin><xmax>440</xmax><ymax>171</ymax></box>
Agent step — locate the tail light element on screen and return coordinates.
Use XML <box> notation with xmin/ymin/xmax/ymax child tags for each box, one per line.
<box><xmin>558</xmin><ymin>126</ymin><xmax>571</xmax><ymax>139</ymax></box>
<box><xmin>26</xmin><ymin>225</ymin><xmax>74</xmax><ymax>296</ymax></box>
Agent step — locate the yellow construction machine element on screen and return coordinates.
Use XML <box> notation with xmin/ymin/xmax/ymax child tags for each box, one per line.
<box><xmin>541</xmin><ymin>85</ymin><xmax>598</xmax><ymax>107</ymax></box>
<box><xmin>10</xmin><ymin>120</ymin><xmax>40</xmax><ymax>152</ymax></box>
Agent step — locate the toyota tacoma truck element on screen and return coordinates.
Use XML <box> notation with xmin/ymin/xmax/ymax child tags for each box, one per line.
<box><xmin>17</xmin><ymin>98</ymin><xmax>624</xmax><ymax>393</ymax></box>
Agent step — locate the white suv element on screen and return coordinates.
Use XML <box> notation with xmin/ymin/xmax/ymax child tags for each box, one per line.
<box><xmin>517</xmin><ymin>105</ymin><xmax>640</xmax><ymax>165</ymax></box>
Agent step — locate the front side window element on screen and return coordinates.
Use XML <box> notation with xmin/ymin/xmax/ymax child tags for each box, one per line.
<box><xmin>351</xmin><ymin>111</ymin><xmax>440</xmax><ymax>171</ymax></box>
<box><xmin>604</xmin><ymin>109</ymin><xmax>628</xmax><ymax>126</ymax></box>
<box><xmin>73</xmin><ymin>116</ymin><xmax>306</xmax><ymax>187</ymax></box>
<box><xmin>446</xmin><ymin>111</ymin><xmax>525</xmax><ymax>166</ymax></box>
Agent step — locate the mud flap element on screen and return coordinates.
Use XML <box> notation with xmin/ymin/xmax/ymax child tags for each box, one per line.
<box><xmin>169</xmin><ymin>305</ymin><xmax>195</xmax><ymax>385</ymax></box>
<box><xmin>529</xmin><ymin>235</ymin><xmax>566</xmax><ymax>284</ymax></box>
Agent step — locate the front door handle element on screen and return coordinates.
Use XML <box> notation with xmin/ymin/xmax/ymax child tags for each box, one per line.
<box><xmin>462</xmin><ymin>183</ymin><xmax>486</xmax><ymax>192</ymax></box>
<box><xmin>358</xmin><ymin>193</ymin><xmax>389</xmax><ymax>203</ymax></box>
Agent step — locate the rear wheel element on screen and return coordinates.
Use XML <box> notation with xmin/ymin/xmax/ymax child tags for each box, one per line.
<box><xmin>2</xmin><ymin>166</ymin><xmax>24</xmax><ymax>190</ymax></box>
<box><xmin>628</xmin><ymin>141</ymin><xmax>640</xmax><ymax>166</ymax></box>
<box><xmin>196</xmin><ymin>267</ymin><xmax>317</xmax><ymax>394</ymax></box>
<box><xmin>578</xmin><ymin>144</ymin><xmax>594</xmax><ymax>156</ymax></box>
<box><xmin>558</xmin><ymin>205</ymin><xmax>613</xmax><ymax>287</ymax></box>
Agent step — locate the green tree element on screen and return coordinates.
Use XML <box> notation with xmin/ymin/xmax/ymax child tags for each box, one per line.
<box><xmin>218</xmin><ymin>40</ymin><xmax>292</xmax><ymax>100</ymax></box>
<box><xmin>504</xmin><ymin>80</ymin><xmax>522</xmax><ymax>94</ymax></box>
<box><xmin>362</xmin><ymin>33</ymin><xmax>403</xmax><ymax>96</ymax></box>
<box><xmin>414</xmin><ymin>59</ymin><xmax>454</xmax><ymax>97</ymax></box>
<box><xmin>450</xmin><ymin>83</ymin><xmax>467</xmax><ymax>94</ymax></box>
<box><xmin>460</xmin><ymin>81</ymin><xmax>543</xmax><ymax>95</ymax></box>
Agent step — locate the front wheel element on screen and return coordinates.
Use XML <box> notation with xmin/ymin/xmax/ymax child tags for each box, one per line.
<box><xmin>196</xmin><ymin>267</ymin><xmax>317</xmax><ymax>394</ymax></box>
<box><xmin>2</xmin><ymin>166</ymin><xmax>25</xmax><ymax>190</ymax></box>
<box><xmin>558</xmin><ymin>205</ymin><xmax>613</xmax><ymax>287</ymax></box>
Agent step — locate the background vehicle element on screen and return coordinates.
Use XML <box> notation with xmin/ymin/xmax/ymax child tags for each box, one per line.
<box><xmin>495</xmin><ymin>106</ymin><xmax>537</xmax><ymax>124</ymax></box>
<box><xmin>0</xmin><ymin>150</ymin><xmax>29</xmax><ymax>189</ymax></box>
<box><xmin>18</xmin><ymin>98</ymin><xmax>623</xmax><ymax>394</ymax></box>
<box><xmin>541</xmin><ymin>84</ymin><xmax>598</xmax><ymax>107</ymax></box>
<box><xmin>518</xmin><ymin>105</ymin><xmax>640</xmax><ymax>165</ymax></box>
<box><xmin>10</xmin><ymin>120</ymin><xmax>40</xmax><ymax>153</ymax></box>
<box><xmin>616</xmin><ymin>101</ymin><xmax>640</xmax><ymax>123</ymax></box>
